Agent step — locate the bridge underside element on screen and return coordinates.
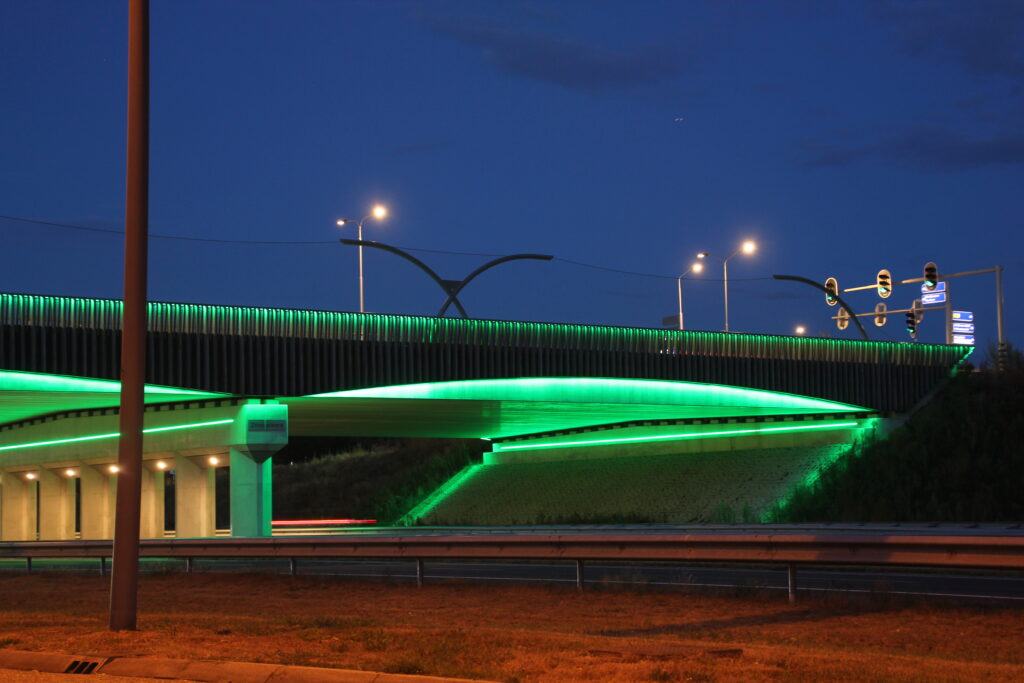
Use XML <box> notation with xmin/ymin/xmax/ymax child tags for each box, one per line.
<box><xmin>0</xmin><ymin>370</ymin><xmax>878</xmax><ymax>542</ymax></box>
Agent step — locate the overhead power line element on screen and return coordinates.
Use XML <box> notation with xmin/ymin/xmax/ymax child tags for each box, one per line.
<box><xmin>0</xmin><ymin>213</ymin><xmax>771</xmax><ymax>283</ymax></box>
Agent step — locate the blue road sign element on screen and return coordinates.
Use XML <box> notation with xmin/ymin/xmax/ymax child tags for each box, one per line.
<box><xmin>952</xmin><ymin>322</ymin><xmax>975</xmax><ymax>334</ymax></box>
<box><xmin>952</xmin><ymin>310</ymin><xmax>974</xmax><ymax>322</ymax></box>
<box><xmin>921</xmin><ymin>291</ymin><xmax>946</xmax><ymax>305</ymax></box>
<box><xmin>921</xmin><ymin>280</ymin><xmax>946</xmax><ymax>294</ymax></box>
<box><xmin>952</xmin><ymin>334</ymin><xmax>975</xmax><ymax>345</ymax></box>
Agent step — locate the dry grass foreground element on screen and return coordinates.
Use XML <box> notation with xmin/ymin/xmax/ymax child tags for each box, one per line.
<box><xmin>0</xmin><ymin>572</ymin><xmax>1022</xmax><ymax>682</ymax></box>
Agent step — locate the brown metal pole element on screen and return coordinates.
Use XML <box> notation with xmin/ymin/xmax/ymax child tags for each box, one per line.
<box><xmin>109</xmin><ymin>0</ymin><xmax>149</xmax><ymax>632</ymax></box>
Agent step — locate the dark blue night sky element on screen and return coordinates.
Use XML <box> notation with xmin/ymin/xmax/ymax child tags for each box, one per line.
<box><xmin>1</xmin><ymin>1</ymin><xmax>1021</xmax><ymax>360</ymax></box>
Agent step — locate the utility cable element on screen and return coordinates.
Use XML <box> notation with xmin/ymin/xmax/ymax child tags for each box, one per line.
<box><xmin>0</xmin><ymin>212</ymin><xmax>773</xmax><ymax>282</ymax></box>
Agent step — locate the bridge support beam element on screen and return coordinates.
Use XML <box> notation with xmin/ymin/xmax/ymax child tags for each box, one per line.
<box><xmin>0</xmin><ymin>472</ymin><xmax>36</xmax><ymax>541</ymax></box>
<box><xmin>38</xmin><ymin>469</ymin><xmax>75</xmax><ymax>541</ymax></box>
<box><xmin>174</xmin><ymin>455</ymin><xmax>215</xmax><ymax>539</ymax></box>
<box><xmin>229</xmin><ymin>448</ymin><xmax>272</xmax><ymax>538</ymax></box>
<box><xmin>80</xmin><ymin>465</ymin><xmax>116</xmax><ymax>540</ymax></box>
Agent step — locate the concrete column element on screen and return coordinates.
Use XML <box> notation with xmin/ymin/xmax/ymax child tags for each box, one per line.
<box><xmin>228</xmin><ymin>448</ymin><xmax>273</xmax><ymax>537</ymax></box>
<box><xmin>79</xmin><ymin>465</ymin><xmax>115</xmax><ymax>539</ymax></box>
<box><xmin>174</xmin><ymin>455</ymin><xmax>215</xmax><ymax>538</ymax></box>
<box><xmin>140</xmin><ymin>469</ymin><xmax>165</xmax><ymax>539</ymax></box>
<box><xmin>38</xmin><ymin>469</ymin><xmax>75</xmax><ymax>541</ymax></box>
<box><xmin>1</xmin><ymin>473</ymin><xmax>36</xmax><ymax>541</ymax></box>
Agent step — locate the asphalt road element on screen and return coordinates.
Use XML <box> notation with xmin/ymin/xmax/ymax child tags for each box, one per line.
<box><xmin>3</xmin><ymin>556</ymin><xmax>1022</xmax><ymax>604</ymax></box>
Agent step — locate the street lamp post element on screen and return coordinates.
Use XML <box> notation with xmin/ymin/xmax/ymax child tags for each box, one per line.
<box><xmin>337</xmin><ymin>204</ymin><xmax>387</xmax><ymax>313</ymax></box>
<box><xmin>722</xmin><ymin>240</ymin><xmax>757</xmax><ymax>332</ymax></box>
<box><xmin>676</xmin><ymin>253</ymin><xmax>708</xmax><ymax>331</ymax></box>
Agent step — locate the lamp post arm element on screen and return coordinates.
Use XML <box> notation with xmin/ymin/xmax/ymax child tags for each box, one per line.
<box><xmin>772</xmin><ymin>274</ymin><xmax>870</xmax><ymax>341</ymax></box>
<box><xmin>340</xmin><ymin>239</ymin><xmax>470</xmax><ymax>318</ymax></box>
<box><xmin>437</xmin><ymin>253</ymin><xmax>553</xmax><ymax>316</ymax></box>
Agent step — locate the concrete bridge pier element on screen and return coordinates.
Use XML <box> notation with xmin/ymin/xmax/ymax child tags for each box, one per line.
<box><xmin>79</xmin><ymin>464</ymin><xmax>116</xmax><ymax>540</ymax></box>
<box><xmin>174</xmin><ymin>454</ymin><xmax>216</xmax><ymax>539</ymax></box>
<box><xmin>78</xmin><ymin>464</ymin><xmax>116</xmax><ymax>540</ymax></box>
<box><xmin>0</xmin><ymin>471</ymin><xmax>37</xmax><ymax>541</ymax></box>
<box><xmin>37</xmin><ymin>468</ymin><xmax>75</xmax><ymax>541</ymax></box>
<box><xmin>140</xmin><ymin>463</ymin><xmax>165</xmax><ymax>539</ymax></box>
<box><xmin>229</xmin><ymin>448</ymin><xmax>272</xmax><ymax>538</ymax></box>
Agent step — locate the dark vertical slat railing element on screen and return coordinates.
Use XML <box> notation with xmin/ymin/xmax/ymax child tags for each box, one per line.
<box><xmin>0</xmin><ymin>292</ymin><xmax>970</xmax><ymax>410</ymax></box>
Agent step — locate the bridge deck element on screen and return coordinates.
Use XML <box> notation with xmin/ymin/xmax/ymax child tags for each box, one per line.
<box><xmin>1</xmin><ymin>292</ymin><xmax>970</xmax><ymax>411</ymax></box>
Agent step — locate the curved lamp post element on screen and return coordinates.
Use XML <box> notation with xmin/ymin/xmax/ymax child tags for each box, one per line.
<box><xmin>676</xmin><ymin>253</ymin><xmax>707</xmax><ymax>331</ymax></box>
<box><xmin>772</xmin><ymin>274</ymin><xmax>869</xmax><ymax>341</ymax></box>
<box><xmin>336</xmin><ymin>204</ymin><xmax>387</xmax><ymax>313</ymax></box>
<box><xmin>722</xmin><ymin>240</ymin><xmax>756</xmax><ymax>332</ymax></box>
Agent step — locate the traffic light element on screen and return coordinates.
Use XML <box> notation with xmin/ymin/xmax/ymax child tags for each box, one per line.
<box><xmin>905</xmin><ymin>311</ymin><xmax>917</xmax><ymax>338</ymax></box>
<box><xmin>876</xmin><ymin>269</ymin><xmax>892</xmax><ymax>298</ymax></box>
<box><xmin>824</xmin><ymin>277</ymin><xmax>839</xmax><ymax>306</ymax></box>
<box><xmin>923</xmin><ymin>262</ymin><xmax>938</xmax><ymax>291</ymax></box>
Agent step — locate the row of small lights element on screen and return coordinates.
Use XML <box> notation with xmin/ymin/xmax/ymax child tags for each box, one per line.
<box><xmin>20</xmin><ymin>456</ymin><xmax>222</xmax><ymax>481</ymax></box>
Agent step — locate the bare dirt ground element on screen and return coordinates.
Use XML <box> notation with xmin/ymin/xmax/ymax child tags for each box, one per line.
<box><xmin>0</xmin><ymin>572</ymin><xmax>1022</xmax><ymax>682</ymax></box>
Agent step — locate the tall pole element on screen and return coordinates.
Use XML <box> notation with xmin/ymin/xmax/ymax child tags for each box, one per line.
<box><xmin>723</xmin><ymin>258</ymin><xmax>730</xmax><ymax>332</ymax></box>
<box><xmin>996</xmin><ymin>264</ymin><xmax>1006</xmax><ymax>371</ymax></box>
<box><xmin>357</xmin><ymin>218</ymin><xmax>365</xmax><ymax>313</ymax></box>
<box><xmin>110</xmin><ymin>0</ymin><xmax>149</xmax><ymax>632</ymax></box>
<box><xmin>677</xmin><ymin>276</ymin><xmax>684</xmax><ymax>331</ymax></box>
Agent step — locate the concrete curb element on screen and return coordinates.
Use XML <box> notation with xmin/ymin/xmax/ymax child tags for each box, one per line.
<box><xmin>0</xmin><ymin>649</ymin><xmax>495</xmax><ymax>682</ymax></box>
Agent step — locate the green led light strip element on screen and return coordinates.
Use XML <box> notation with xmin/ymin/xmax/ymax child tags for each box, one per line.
<box><xmin>494</xmin><ymin>421</ymin><xmax>861</xmax><ymax>452</ymax></box>
<box><xmin>0</xmin><ymin>418</ymin><xmax>235</xmax><ymax>453</ymax></box>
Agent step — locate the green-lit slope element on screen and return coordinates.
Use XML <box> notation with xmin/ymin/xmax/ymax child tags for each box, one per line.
<box><xmin>772</xmin><ymin>369</ymin><xmax>1024</xmax><ymax>522</ymax></box>
<box><xmin>409</xmin><ymin>445</ymin><xmax>849</xmax><ymax>525</ymax></box>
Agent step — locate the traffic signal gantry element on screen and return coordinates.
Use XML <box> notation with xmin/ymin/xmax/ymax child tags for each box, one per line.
<box><xmin>816</xmin><ymin>263</ymin><xmax>1007</xmax><ymax>360</ymax></box>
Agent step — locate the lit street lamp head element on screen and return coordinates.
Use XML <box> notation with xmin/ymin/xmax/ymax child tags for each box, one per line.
<box><xmin>372</xmin><ymin>204</ymin><xmax>388</xmax><ymax>220</ymax></box>
<box><xmin>697</xmin><ymin>252</ymin><xmax>709</xmax><ymax>259</ymax></box>
<box><xmin>795</xmin><ymin>325</ymin><xmax>807</xmax><ymax>336</ymax></box>
<box><xmin>742</xmin><ymin>240</ymin><xmax>757</xmax><ymax>255</ymax></box>
<box><xmin>692</xmin><ymin>262</ymin><xmax>704</xmax><ymax>273</ymax></box>
<box><xmin>335</xmin><ymin>218</ymin><xmax>351</xmax><ymax>227</ymax></box>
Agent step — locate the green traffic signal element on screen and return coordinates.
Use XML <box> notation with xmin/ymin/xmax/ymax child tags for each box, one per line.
<box><xmin>923</xmin><ymin>262</ymin><xmax>938</xmax><ymax>291</ymax></box>
<box><xmin>824</xmin><ymin>277</ymin><xmax>839</xmax><ymax>306</ymax></box>
<box><xmin>877</xmin><ymin>269</ymin><xmax>892</xmax><ymax>298</ymax></box>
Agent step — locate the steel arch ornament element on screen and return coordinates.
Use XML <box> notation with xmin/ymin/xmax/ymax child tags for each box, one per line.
<box><xmin>340</xmin><ymin>239</ymin><xmax>552</xmax><ymax>318</ymax></box>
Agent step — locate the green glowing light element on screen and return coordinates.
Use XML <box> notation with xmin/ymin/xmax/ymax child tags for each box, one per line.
<box><xmin>2</xmin><ymin>292</ymin><xmax>966</xmax><ymax>362</ymax></box>
<box><xmin>309</xmin><ymin>378</ymin><xmax>867</xmax><ymax>413</ymax></box>
<box><xmin>398</xmin><ymin>464</ymin><xmax>483</xmax><ymax>525</ymax></box>
<box><xmin>0</xmin><ymin>418</ymin><xmax>235</xmax><ymax>453</ymax></box>
<box><xmin>494</xmin><ymin>421</ymin><xmax>862</xmax><ymax>452</ymax></box>
<box><xmin>0</xmin><ymin>432</ymin><xmax>117</xmax><ymax>454</ymax></box>
<box><xmin>140</xmin><ymin>418</ymin><xmax>235</xmax><ymax>434</ymax></box>
<box><xmin>0</xmin><ymin>369</ymin><xmax>227</xmax><ymax>396</ymax></box>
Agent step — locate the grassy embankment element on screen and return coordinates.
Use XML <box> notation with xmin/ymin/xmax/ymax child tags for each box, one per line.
<box><xmin>272</xmin><ymin>438</ymin><xmax>482</xmax><ymax>524</ymax></box>
<box><xmin>769</xmin><ymin>368</ymin><xmax>1024</xmax><ymax>523</ymax></box>
<box><xmin>413</xmin><ymin>445</ymin><xmax>848</xmax><ymax>526</ymax></box>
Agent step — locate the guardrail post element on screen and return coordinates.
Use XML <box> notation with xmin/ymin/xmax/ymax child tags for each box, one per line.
<box><xmin>787</xmin><ymin>564</ymin><xmax>798</xmax><ymax>605</ymax></box>
<box><xmin>185</xmin><ymin>557</ymin><xmax>193</xmax><ymax>575</ymax></box>
<box><xmin>26</xmin><ymin>557</ymin><xmax>32</xmax><ymax>574</ymax></box>
<box><xmin>289</xmin><ymin>558</ymin><xmax>297</xmax><ymax>577</ymax></box>
<box><xmin>100</xmin><ymin>557</ymin><xmax>107</xmax><ymax>576</ymax></box>
<box><xmin>576</xmin><ymin>560</ymin><xmax>584</xmax><ymax>592</ymax></box>
<box><xmin>415</xmin><ymin>559</ymin><xmax>424</xmax><ymax>588</ymax></box>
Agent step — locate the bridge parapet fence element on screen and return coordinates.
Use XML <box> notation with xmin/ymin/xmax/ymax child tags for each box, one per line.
<box><xmin>1</xmin><ymin>293</ymin><xmax>970</xmax><ymax>410</ymax></box>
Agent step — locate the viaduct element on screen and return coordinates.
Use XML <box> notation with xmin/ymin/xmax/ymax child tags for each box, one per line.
<box><xmin>0</xmin><ymin>292</ymin><xmax>970</xmax><ymax>541</ymax></box>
